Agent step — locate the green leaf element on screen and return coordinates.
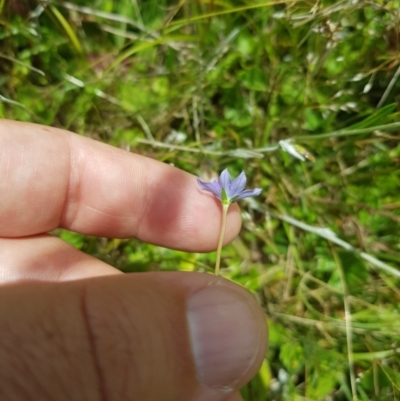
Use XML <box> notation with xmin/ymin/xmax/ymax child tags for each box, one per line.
<box><xmin>280</xmin><ymin>342</ymin><xmax>304</xmax><ymax>373</ymax></box>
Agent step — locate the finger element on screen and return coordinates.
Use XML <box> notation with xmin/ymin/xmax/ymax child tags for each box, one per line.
<box><xmin>224</xmin><ymin>392</ymin><xmax>245</xmax><ymax>401</ymax></box>
<box><xmin>0</xmin><ymin>235</ymin><xmax>120</xmax><ymax>284</ymax></box>
<box><xmin>0</xmin><ymin>120</ymin><xmax>241</xmax><ymax>251</ymax></box>
<box><xmin>0</xmin><ymin>272</ymin><xmax>267</xmax><ymax>401</ymax></box>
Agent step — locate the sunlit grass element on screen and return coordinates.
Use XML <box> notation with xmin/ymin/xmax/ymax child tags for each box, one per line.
<box><xmin>1</xmin><ymin>0</ymin><xmax>400</xmax><ymax>399</ymax></box>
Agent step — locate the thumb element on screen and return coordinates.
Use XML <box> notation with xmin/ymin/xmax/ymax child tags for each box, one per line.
<box><xmin>0</xmin><ymin>272</ymin><xmax>267</xmax><ymax>401</ymax></box>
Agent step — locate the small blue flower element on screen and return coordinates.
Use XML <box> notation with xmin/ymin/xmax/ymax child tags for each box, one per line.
<box><xmin>197</xmin><ymin>168</ymin><xmax>261</xmax><ymax>205</ymax></box>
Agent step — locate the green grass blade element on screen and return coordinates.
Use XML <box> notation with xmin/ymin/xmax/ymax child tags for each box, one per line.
<box><xmin>107</xmin><ymin>35</ymin><xmax>194</xmax><ymax>72</ymax></box>
<box><xmin>50</xmin><ymin>5</ymin><xmax>83</xmax><ymax>54</ymax></box>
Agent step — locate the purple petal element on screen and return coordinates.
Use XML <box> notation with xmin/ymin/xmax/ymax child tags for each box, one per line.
<box><xmin>218</xmin><ymin>168</ymin><xmax>232</xmax><ymax>190</ymax></box>
<box><xmin>233</xmin><ymin>188</ymin><xmax>262</xmax><ymax>201</ymax></box>
<box><xmin>226</xmin><ymin>171</ymin><xmax>247</xmax><ymax>199</ymax></box>
<box><xmin>197</xmin><ymin>178</ymin><xmax>222</xmax><ymax>199</ymax></box>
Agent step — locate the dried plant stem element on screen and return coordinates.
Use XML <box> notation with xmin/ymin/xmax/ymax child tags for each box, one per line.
<box><xmin>215</xmin><ymin>204</ymin><xmax>229</xmax><ymax>275</ymax></box>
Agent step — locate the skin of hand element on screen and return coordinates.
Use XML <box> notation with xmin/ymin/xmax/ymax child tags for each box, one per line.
<box><xmin>0</xmin><ymin>120</ymin><xmax>267</xmax><ymax>401</ymax></box>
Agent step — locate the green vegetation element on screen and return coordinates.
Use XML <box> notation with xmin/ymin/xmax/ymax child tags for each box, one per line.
<box><xmin>1</xmin><ymin>0</ymin><xmax>400</xmax><ymax>399</ymax></box>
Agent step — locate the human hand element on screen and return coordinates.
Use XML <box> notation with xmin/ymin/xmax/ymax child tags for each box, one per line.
<box><xmin>0</xmin><ymin>120</ymin><xmax>267</xmax><ymax>401</ymax></box>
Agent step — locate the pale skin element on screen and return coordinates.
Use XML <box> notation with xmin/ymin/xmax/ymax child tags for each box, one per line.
<box><xmin>0</xmin><ymin>120</ymin><xmax>267</xmax><ymax>401</ymax></box>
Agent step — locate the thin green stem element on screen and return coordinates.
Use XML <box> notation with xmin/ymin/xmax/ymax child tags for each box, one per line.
<box><xmin>296</xmin><ymin>122</ymin><xmax>400</xmax><ymax>141</ymax></box>
<box><xmin>215</xmin><ymin>203</ymin><xmax>229</xmax><ymax>275</ymax></box>
<box><xmin>332</xmin><ymin>246</ymin><xmax>358</xmax><ymax>401</ymax></box>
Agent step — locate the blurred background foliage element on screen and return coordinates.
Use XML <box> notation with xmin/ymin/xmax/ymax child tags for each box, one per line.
<box><xmin>1</xmin><ymin>0</ymin><xmax>400</xmax><ymax>399</ymax></box>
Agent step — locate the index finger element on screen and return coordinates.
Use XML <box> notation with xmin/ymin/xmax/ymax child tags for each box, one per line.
<box><xmin>0</xmin><ymin>120</ymin><xmax>241</xmax><ymax>252</ymax></box>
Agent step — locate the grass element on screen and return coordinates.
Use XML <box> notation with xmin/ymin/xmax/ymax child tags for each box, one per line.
<box><xmin>1</xmin><ymin>0</ymin><xmax>400</xmax><ymax>399</ymax></box>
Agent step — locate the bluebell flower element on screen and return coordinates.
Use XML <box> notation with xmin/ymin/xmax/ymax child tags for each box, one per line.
<box><xmin>197</xmin><ymin>168</ymin><xmax>261</xmax><ymax>275</ymax></box>
<box><xmin>197</xmin><ymin>168</ymin><xmax>261</xmax><ymax>205</ymax></box>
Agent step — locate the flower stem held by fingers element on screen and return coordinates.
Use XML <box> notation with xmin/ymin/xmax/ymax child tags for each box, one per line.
<box><xmin>197</xmin><ymin>169</ymin><xmax>261</xmax><ymax>275</ymax></box>
<box><xmin>215</xmin><ymin>203</ymin><xmax>229</xmax><ymax>276</ymax></box>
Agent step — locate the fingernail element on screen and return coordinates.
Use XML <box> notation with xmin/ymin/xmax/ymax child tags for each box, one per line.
<box><xmin>187</xmin><ymin>285</ymin><xmax>265</xmax><ymax>389</ymax></box>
